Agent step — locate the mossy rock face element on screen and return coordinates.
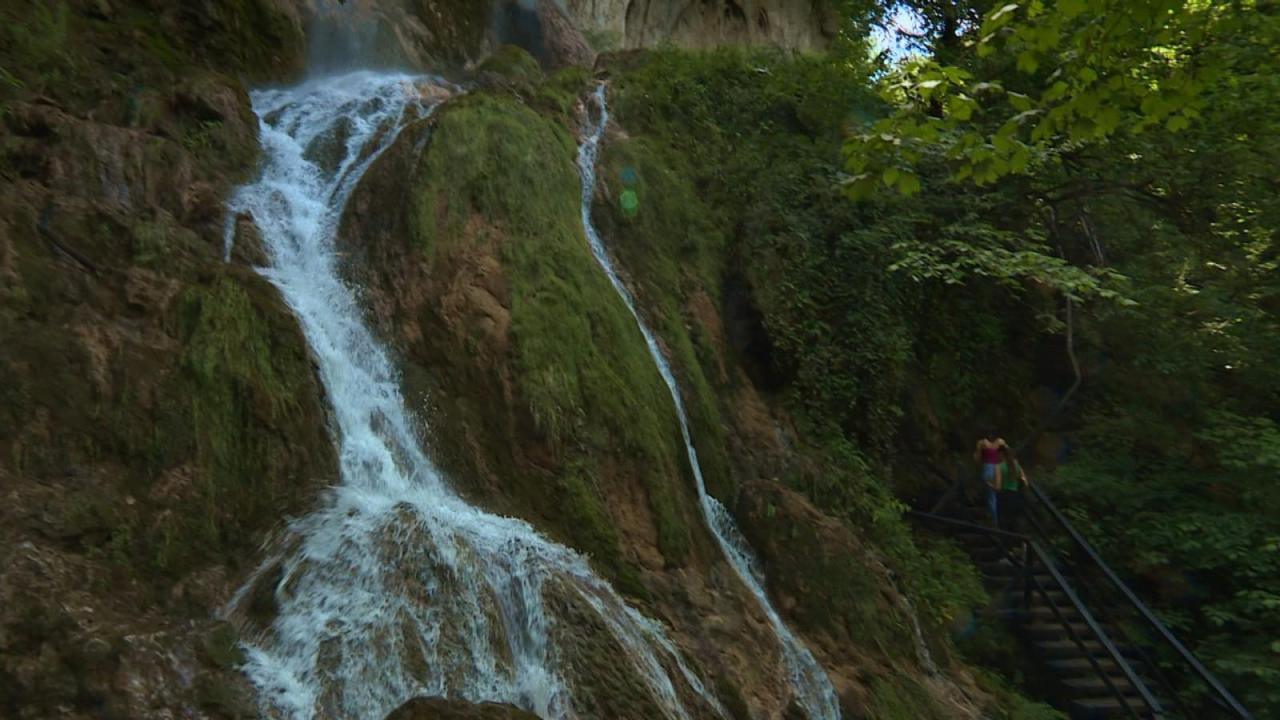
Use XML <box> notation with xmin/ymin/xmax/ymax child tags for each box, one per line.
<box><xmin>734</xmin><ymin>480</ymin><xmax>918</xmax><ymax>659</ymax></box>
<box><xmin>0</xmin><ymin>1</ymin><xmax>307</xmax><ymax>113</ymax></box>
<box><xmin>339</xmin><ymin>90</ymin><xmax>711</xmax><ymax>592</ymax></box>
<box><xmin>477</xmin><ymin>44</ymin><xmax>545</xmax><ymax>84</ymax></box>
<box><xmin>593</xmin><ymin>135</ymin><xmax>735</xmax><ymax>504</ymax></box>
<box><xmin>866</xmin><ymin>675</ymin><xmax>950</xmax><ymax>720</ymax></box>
<box><xmin>385</xmin><ymin>697</ymin><xmax>540</xmax><ymax>719</ymax></box>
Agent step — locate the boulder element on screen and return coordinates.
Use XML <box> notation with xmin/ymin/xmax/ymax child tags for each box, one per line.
<box><xmin>385</xmin><ymin>697</ymin><xmax>540</xmax><ymax>720</ymax></box>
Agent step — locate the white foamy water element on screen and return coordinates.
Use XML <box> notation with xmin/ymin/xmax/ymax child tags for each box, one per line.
<box><xmin>223</xmin><ymin>71</ymin><xmax>725</xmax><ymax>720</ymax></box>
<box><xmin>576</xmin><ymin>84</ymin><xmax>841</xmax><ymax>720</ymax></box>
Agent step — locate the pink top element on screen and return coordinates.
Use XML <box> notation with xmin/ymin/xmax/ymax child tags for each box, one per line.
<box><xmin>980</xmin><ymin>444</ymin><xmax>1002</xmax><ymax>464</ymax></box>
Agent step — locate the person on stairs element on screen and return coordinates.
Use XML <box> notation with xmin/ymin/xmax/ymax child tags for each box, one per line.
<box><xmin>974</xmin><ymin>431</ymin><xmax>1008</xmax><ymax>526</ymax></box>
<box><xmin>996</xmin><ymin>445</ymin><xmax>1029</xmax><ymax>532</ymax></box>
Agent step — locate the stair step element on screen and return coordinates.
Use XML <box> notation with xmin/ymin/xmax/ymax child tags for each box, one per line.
<box><xmin>1048</xmin><ymin>657</ymin><xmax>1120</xmax><ymax>674</ymax></box>
<box><xmin>1024</xmin><ymin>621</ymin><xmax>1093</xmax><ymax>640</ymax></box>
<box><xmin>1062</xmin><ymin>675</ymin><xmax>1138</xmax><ymax>694</ymax></box>
<box><xmin>979</xmin><ymin>561</ymin><xmax>1042</xmax><ymax>578</ymax></box>
<box><xmin>1069</xmin><ymin>696</ymin><xmax>1158</xmax><ymax>719</ymax></box>
<box><xmin>971</xmin><ymin>545</ymin><xmax>1007</xmax><ymax>561</ymax></box>
<box><xmin>1035</xmin><ymin>639</ymin><xmax>1142</xmax><ymax>661</ymax></box>
<box><xmin>1035</xmin><ymin>639</ymin><xmax>1106</xmax><ymax>658</ymax></box>
<box><xmin>1025</xmin><ymin>604</ymin><xmax>1083</xmax><ymax>622</ymax></box>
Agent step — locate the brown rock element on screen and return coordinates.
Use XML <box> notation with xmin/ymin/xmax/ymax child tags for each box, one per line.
<box><xmin>230</xmin><ymin>212</ymin><xmax>269</xmax><ymax>267</ymax></box>
<box><xmin>535</xmin><ymin>0</ymin><xmax>597</xmax><ymax>69</ymax></box>
<box><xmin>563</xmin><ymin>0</ymin><xmax>838</xmax><ymax>51</ymax></box>
<box><xmin>385</xmin><ymin>697</ymin><xmax>539</xmax><ymax>720</ymax></box>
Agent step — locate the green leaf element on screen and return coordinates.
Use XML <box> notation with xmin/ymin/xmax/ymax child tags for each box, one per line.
<box><xmin>1017</xmin><ymin>51</ymin><xmax>1040</xmax><ymax>74</ymax></box>
<box><xmin>983</xmin><ymin>3</ymin><xmax>1021</xmax><ymax>35</ymax></box>
<box><xmin>899</xmin><ymin>173</ymin><xmax>922</xmax><ymax>195</ymax></box>
<box><xmin>1058</xmin><ymin>0</ymin><xmax>1087</xmax><ymax>20</ymax></box>
<box><xmin>1009</xmin><ymin>91</ymin><xmax>1035</xmax><ymax>111</ymax></box>
<box><xmin>945</xmin><ymin>95</ymin><xmax>976</xmax><ymax>121</ymax></box>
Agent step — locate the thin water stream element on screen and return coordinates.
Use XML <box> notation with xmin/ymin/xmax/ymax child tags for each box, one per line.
<box><xmin>575</xmin><ymin>84</ymin><xmax>841</xmax><ymax>720</ymax></box>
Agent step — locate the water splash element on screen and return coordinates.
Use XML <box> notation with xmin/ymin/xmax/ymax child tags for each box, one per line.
<box><xmin>575</xmin><ymin>83</ymin><xmax>841</xmax><ymax>720</ymax></box>
<box><xmin>223</xmin><ymin>70</ymin><xmax>724</xmax><ymax>720</ymax></box>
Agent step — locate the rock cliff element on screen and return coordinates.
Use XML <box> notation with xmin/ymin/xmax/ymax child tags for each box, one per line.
<box><xmin>0</xmin><ymin>2</ymin><xmax>335</xmax><ymax>717</ymax></box>
<box><xmin>563</xmin><ymin>0</ymin><xmax>841</xmax><ymax>51</ymax></box>
<box><xmin>0</xmin><ymin>2</ymin><xmax>1042</xmax><ymax>719</ymax></box>
<box><xmin>333</xmin><ymin>53</ymin><xmax>991</xmax><ymax>716</ymax></box>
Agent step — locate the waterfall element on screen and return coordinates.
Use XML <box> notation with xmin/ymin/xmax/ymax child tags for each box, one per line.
<box><xmin>575</xmin><ymin>84</ymin><xmax>842</xmax><ymax>720</ymax></box>
<box><xmin>223</xmin><ymin>71</ymin><xmax>725</xmax><ymax>720</ymax></box>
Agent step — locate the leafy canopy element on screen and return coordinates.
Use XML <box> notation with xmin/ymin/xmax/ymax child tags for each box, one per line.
<box><xmin>848</xmin><ymin>1</ymin><xmax>1277</xmax><ymax>195</ymax></box>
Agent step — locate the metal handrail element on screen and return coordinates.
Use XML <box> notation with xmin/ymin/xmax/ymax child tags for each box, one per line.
<box><xmin>908</xmin><ymin>511</ymin><xmax>1163</xmax><ymax>717</ymax></box>
<box><xmin>1025</xmin><ymin>537</ymin><xmax>1161</xmax><ymax>718</ymax></box>
<box><xmin>1023</xmin><ymin>564</ymin><xmax>1145</xmax><ymax>719</ymax></box>
<box><xmin>1021</xmin><ymin>495</ymin><xmax>1190</xmax><ymax>715</ymax></box>
<box><xmin>1026</xmin><ymin>484</ymin><xmax>1253</xmax><ymax>720</ymax></box>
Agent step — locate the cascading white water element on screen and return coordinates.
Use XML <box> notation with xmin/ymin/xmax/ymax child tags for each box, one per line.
<box><xmin>223</xmin><ymin>71</ymin><xmax>725</xmax><ymax>720</ymax></box>
<box><xmin>576</xmin><ymin>84</ymin><xmax>842</xmax><ymax>720</ymax></box>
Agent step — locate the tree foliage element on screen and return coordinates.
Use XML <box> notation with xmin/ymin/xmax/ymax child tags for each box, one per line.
<box><xmin>849</xmin><ymin>1</ymin><xmax>1278</xmax><ymax>194</ymax></box>
<box><xmin>842</xmin><ymin>1</ymin><xmax>1280</xmax><ymax>713</ymax></box>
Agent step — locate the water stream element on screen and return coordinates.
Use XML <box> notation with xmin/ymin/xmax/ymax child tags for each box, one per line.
<box><xmin>575</xmin><ymin>84</ymin><xmax>841</xmax><ymax>720</ymax></box>
<box><xmin>223</xmin><ymin>71</ymin><xmax>723</xmax><ymax>720</ymax></box>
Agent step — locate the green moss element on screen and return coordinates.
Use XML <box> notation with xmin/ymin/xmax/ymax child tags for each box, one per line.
<box><xmin>200</xmin><ymin>0</ymin><xmax>305</xmax><ymax>79</ymax></box>
<box><xmin>70</xmin><ymin>271</ymin><xmax>334</xmax><ymax>577</ymax></box>
<box><xmin>740</xmin><ymin>482</ymin><xmax>921</xmax><ymax>660</ymax></box>
<box><xmin>533</xmin><ymin>66</ymin><xmax>593</xmax><ymax>121</ymax></box>
<box><xmin>867</xmin><ymin>676</ymin><xmax>950</xmax><ymax>720</ymax></box>
<box><xmin>423</xmin><ymin>0</ymin><xmax>492</xmax><ymax>64</ymax></box>
<box><xmin>409</xmin><ymin>92</ymin><xmax>698</xmax><ymax>574</ymax></box>
<box><xmin>557</xmin><ymin>460</ymin><xmax>646</xmax><ymax>598</ymax></box>
<box><xmin>198</xmin><ymin>621</ymin><xmax>246</xmax><ymax>670</ymax></box>
<box><xmin>5</xmin><ymin>2</ymin><xmax>69</xmax><ymax>73</ymax></box>
<box><xmin>594</xmin><ymin>137</ymin><xmax>734</xmax><ymax>501</ymax></box>
<box><xmin>972</xmin><ymin>670</ymin><xmax>1068</xmax><ymax>720</ymax></box>
<box><xmin>167</xmin><ymin>275</ymin><xmax>312</xmax><ymax>561</ymax></box>
<box><xmin>479</xmin><ymin>44</ymin><xmax>544</xmax><ymax>84</ymax></box>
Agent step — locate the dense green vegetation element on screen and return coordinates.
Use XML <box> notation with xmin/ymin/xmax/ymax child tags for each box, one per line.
<box><xmin>843</xmin><ymin>1</ymin><xmax>1280</xmax><ymax>714</ymax></box>
<box><xmin>599</xmin><ymin>46</ymin><xmax>1021</xmax><ymax>628</ymax></box>
<box><xmin>588</xmin><ymin>0</ymin><xmax>1277</xmax><ymax>711</ymax></box>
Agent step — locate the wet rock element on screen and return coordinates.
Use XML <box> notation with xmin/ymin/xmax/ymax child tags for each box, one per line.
<box><xmin>493</xmin><ymin>0</ymin><xmax>596</xmax><ymax>70</ymax></box>
<box><xmin>229</xmin><ymin>213</ymin><xmax>269</xmax><ymax>267</ymax></box>
<box><xmin>198</xmin><ymin>620</ymin><xmax>246</xmax><ymax>670</ymax></box>
<box><xmin>301</xmin><ymin>0</ymin><xmax>492</xmax><ymax>71</ymax></box>
<box><xmin>477</xmin><ymin>44</ymin><xmax>545</xmax><ymax>85</ymax></box>
<box><xmin>735</xmin><ymin>480</ymin><xmax>910</xmax><ymax>653</ymax></box>
<box><xmin>385</xmin><ymin>697</ymin><xmax>540</xmax><ymax>720</ymax></box>
<box><xmin>562</xmin><ymin>0</ymin><xmax>839</xmax><ymax>51</ymax></box>
<box><xmin>535</xmin><ymin>0</ymin><xmax>597</xmax><ymax>68</ymax></box>
<box><xmin>194</xmin><ymin>671</ymin><xmax>258</xmax><ymax>719</ymax></box>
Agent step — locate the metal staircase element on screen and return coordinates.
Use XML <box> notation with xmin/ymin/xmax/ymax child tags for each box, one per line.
<box><xmin>910</xmin><ymin>484</ymin><xmax>1253</xmax><ymax>720</ymax></box>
